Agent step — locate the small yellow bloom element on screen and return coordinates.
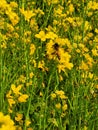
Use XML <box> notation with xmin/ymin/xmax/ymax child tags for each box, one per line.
<box><xmin>59</xmin><ymin>95</ymin><xmax>67</xmax><ymax>99</ymax></box>
<box><xmin>62</xmin><ymin>104</ymin><xmax>68</xmax><ymax>111</ymax></box>
<box><xmin>18</xmin><ymin>94</ymin><xmax>29</xmax><ymax>103</ymax></box>
<box><xmin>55</xmin><ymin>103</ymin><xmax>61</xmax><ymax>109</ymax></box>
<box><xmin>30</xmin><ymin>44</ymin><xmax>35</xmax><ymax>55</ymax></box>
<box><xmin>35</xmin><ymin>31</ymin><xmax>46</xmax><ymax>41</ymax></box>
<box><xmin>29</xmin><ymin>72</ymin><xmax>34</xmax><ymax>78</ymax></box>
<box><xmin>10</xmin><ymin>1</ymin><xmax>18</xmax><ymax>8</ymax></box>
<box><xmin>6</xmin><ymin>90</ymin><xmax>12</xmax><ymax>99</ymax></box>
<box><xmin>38</xmin><ymin>60</ymin><xmax>45</xmax><ymax>71</ymax></box>
<box><xmin>8</xmin><ymin>98</ymin><xmax>16</xmax><ymax>107</ymax></box>
<box><xmin>46</xmin><ymin>31</ymin><xmax>58</xmax><ymax>40</ymax></box>
<box><xmin>11</xmin><ymin>84</ymin><xmax>22</xmax><ymax>96</ymax></box>
<box><xmin>15</xmin><ymin>113</ymin><xmax>23</xmax><ymax>122</ymax></box>
<box><xmin>25</xmin><ymin>119</ymin><xmax>31</xmax><ymax>127</ymax></box>
<box><xmin>39</xmin><ymin>92</ymin><xmax>43</xmax><ymax>97</ymax></box>
<box><xmin>51</xmin><ymin>93</ymin><xmax>56</xmax><ymax>99</ymax></box>
<box><xmin>55</xmin><ymin>90</ymin><xmax>65</xmax><ymax>95</ymax></box>
<box><xmin>95</xmin><ymin>28</ymin><xmax>98</xmax><ymax>33</ymax></box>
<box><xmin>69</xmin><ymin>4</ymin><xmax>74</xmax><ymax>13</ymax></box>
<box><xmin>20</xmin><ymin>8</ymin><xmax>35</xmax><ymax>22</ymax></box>
<box><xmin>88</xmin><ymin>72</ymin><xmax>93</xmax><ymax>79</ymax></box>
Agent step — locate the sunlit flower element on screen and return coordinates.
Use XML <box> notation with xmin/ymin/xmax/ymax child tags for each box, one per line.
<box><xmin>11</xmin><ymin>84</ymin><xmax>22</xmax><ymax>96</ymax></box>
<box><xmin>15</xmin><ymin>113</ymin><xmax>23</xmax><ymax>122</ymax></box>
<box><xmin>51</xmin><ymin>93</ymin><xmax>56</xmax><ymax>99</ymax></box>
<box><xmin>55</xmin><ymin>90</ymin><xmax>65</xmax><ymax>95</ymax></box>
<box><xmin>7</xmin><ymin>98</ymin><xmax>16</xmax><ymax>107</ymax></box>
<box><xmin>62</xmin><ymin>104</ymin><xmax>68</xmax><ymax>111</ymax></box>
<box><xmin>0</xmin><ymin>112</ymin><xmax>16</xmax><ymax>130</ymax></box>
<box><xmin>18</xmin><ymin>94</ymin><xmax>29</xmax><ymax>103</ymax></box>
<box><xmin>69</xmin><ymin>4</ymin><xmax>74</xmax><ymax>14</ymax></box>
<box><xmin>25</xmin><ymin>119</ymin><xmax>31</xmax><ymax>127</ymax></box>
<box><xmin>46</xmin><ymin>31</ymin><xmax>58</xmax><ymax>40</ymax></box>
<box><xmin>29</xmin><ymin>72</ymin><xmax>34</xmax><ymax>78</ymax></box>
<box><xmin>20</xmin><ymin>8</ymin><xmax>35</xmax><ymax>22</ymax></box>
<box><xmin>30</xmin><ymin>44</ymin><xmax>35</xmax><ymax>55</ymax></box>
<box><xmin>35</xmin><ymin>31</ymin><xmax>46</xmax><ymax>41</ymax></box>
<box><xmin>55</xmin><ymin>103</ymin><xmax>61</xmax><ymax>109</ymax></box>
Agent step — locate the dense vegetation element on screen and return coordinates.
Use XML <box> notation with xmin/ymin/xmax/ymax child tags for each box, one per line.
<box><xmin>0</xmin><ymin>0</ymin><xmax>98</xmax><ymax>130</ymax></box>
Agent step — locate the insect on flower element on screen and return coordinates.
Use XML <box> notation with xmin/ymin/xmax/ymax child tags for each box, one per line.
<box><xmin>52</xmin><ymin>43</ymin><xmax>60</xmax><ymax>60</ymax></box>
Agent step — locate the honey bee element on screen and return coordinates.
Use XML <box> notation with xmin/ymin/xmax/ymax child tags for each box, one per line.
<box><xmin>52</xmin><ymin>43</ymin><xmax>60</xmax><ymax>60</ymax></box>
<box><xmin>53</xmin><ymin>43</ymin><xmax>59</xmax><ymax>51</ymax></box>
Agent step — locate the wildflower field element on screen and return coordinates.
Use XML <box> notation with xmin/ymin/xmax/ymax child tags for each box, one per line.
<box><xmin>0</xmin><ymin>0</ymin><xmax>98</xmax><ymax>129</ymax></box>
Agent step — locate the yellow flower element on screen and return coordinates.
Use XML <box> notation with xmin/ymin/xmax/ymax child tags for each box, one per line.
<box><xmin>0</xmin><ymin>112</ymin><xmax>16</xmax><ymax>130</ymax></box>
<box><xmin>6</xmin><ymin>90</ymin><xmax>12</xmax><ymax>99</ymax></box>
<box><xmin>62</xmin><ymin>104</ymin><xmax>68</xmax><ymax>111</ymax></box>
<box><xmin>18</xmin><ymin>94</ymin><xmax>29</xmax><ymax>103</ymax></box>
<box><xmin>59</xmin><ymin>94</ymin><xmax>67</xmax><ymax>99</ymax></box>
<box><xmin>69</xmin><ymin>4</ymin><xmax>74</xmax><ymax>14</ymax></box>
<box><xmin>25</xmin><ymin>119</ymin><xmax>31</xmax><ymax>127</ymax></box>
<box><xmin>95</xmin><ymin>28</ymin><xmax>98</xmax><ymax>33</ymax></box>
<box><xmin>39</xmin><ymin>92</ymin><xmax>43</xmax><ymax>97</ymax></box>
<box><xmin>79</xmin><ymin>61</ymin><xmax>89</xmax><ymax>70</ymax></box>
<box><xmin>20</xmin><ymin>8</ymin><xmax>35</xmax><ymax>22</ymax></box>
<box><xmin>55</xmin><ymin>103</ymin><xmax>61</xmax><ymax>109</ymax></box>
<box><xmin>53</xmin><ymin>47</ymin><xmax>73</xmax><ymax>72</ymax></box>
<box><xmin>46</xmin><ymin>31</ymin><xmax>58</xmax><ymax>40</ymax></box>
<box><xmin>9</xmin><ymin>1</ymin><xmax>18</xmax><ymax>8</ymax></box>
<box><xmin>19</xmin><ymin>75</ymin><xmax>26</xmax><ymax>83</ymax></box>
<box><xmin>0</xmin><ymin>0</ymin><xmax>7</xmax><ymax>10</ymax></box>
<box><xmin>8</xmin><ymin>98</ymin><xmax>16</xmax><ymax>107</ymax></box>
<box><xmin>15</xmin><ymin>113</ymin><xmax>23</xmax><ymax>122</ymax></box>
<box><xmin>51</xmin><ymin>93</ymin><xmax>56</xmax><ymax>99</ymax></box>
<box><xmin>88</xmin><ymin>72</ymin><xmax>93</xmax><ymax>79</ymax></box>
<box><xmin>35</xmin><ymin>31</ymin><xmax>46</xmax><ymax>41</ymax></box>
<box><xmin>11</xmin><ymin>84</ymin><xmax>22</xmax><ymax>96</ymax></box>
<box><xmin>29</xmin><ymin>72</ymin><xmax>34</xmax><ymax>78</ymax></box>
<box><xmin>30</xmin><ymin>44</ymin><xmax>35</xmax><ymax>55</ymax></box>
<box><xmin>55</xmin><ymin>90</ymin><xmax>65</xmax><ymax>95</ymax></box>
<box><xmin>92</xmin><ymin>49</ymin><xmax>98</xmax><ymax>56</ymax></box>
<box><xmin>6</xmin><ymin>11</ymin><xmax>19</xmax><ymax>26</ymax></box>
<box><xmin>38</xmin><ymin>60</ymin><xmax>45</xmax><ymax>71</ymax></box>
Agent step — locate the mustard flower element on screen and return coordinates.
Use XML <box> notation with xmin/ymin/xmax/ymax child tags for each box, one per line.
<box><xmin>46</xmin><ymin>31</ymin><xmax>58</xmax><ymax>40</ymax></box>
<box><xmin>18</xmin><ymin>94</ymin><xmax>29</xmax><ymax>103</ymax></box>
<box><xmin>35</xmin><ymin>31</ymin><xmax>46</xmax><ymax>41</ymax></box>
<box><xmin>69</xmin><ymin>4</ymin><xmax>74</xmax><ymax>14</ymax></box>
<box><xmin>29</xmin><ymin>72</ymin><xmax>34</xmax><ymax>78</ymax></box>
<box><xmin>30</xmin><ymin>44</ymin><xmax>35</xmax><ymax>55</ymax></box>
<box><xmin>15</xmin><ymin>113</ymin><xmax>23</xmax><ymax>122</ymax></box>
<box><xmin>62</xmin><ymin>104</ymin><xmax>68</xmax><ymax>111</ymax></box>
<box><xmin>55</xmin><ymin>103</ymin><xmax>61</xmax><ymax>109</ymax></box>
<box><xmin>20</xmin><ymin>8</ymin><xmax>35</xmax><ymax>22</ymax></box>
<box><xmin>55</xmin><ymin>90</ymin><xmax>65</xmax><ymax>95</ymax></box>
<box><xmin>9</xmin><ymin>1</ymin><xmax>18</xmax><ymax>8</ymax></box>
<box><xmin>38</xmin><ymin>60</ymin><xmax>46</xmax><ymax>71</ymax></box>
<box><xmin>11</xmin><ymin>84</ymin><xmax>22</xmax><ymax>96</ymax></box>
<box><xmin>0</xmin><ymin>112</ymin><xmax>16</xmax><ymax>130</ymax></box>
<box><xmin>79</xmin><ymin>61</ymin><xmax>89</xmax><ymax>70</ymax></box>
<box><xmin>51</xmin><ymin>93</ymin><xmax>56</xmax><ymax>99</ymax></box>
<box><xmin>7</xmin><ymin>98</ymin><xmax>16</xmax><ymax>108</ymax></box>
